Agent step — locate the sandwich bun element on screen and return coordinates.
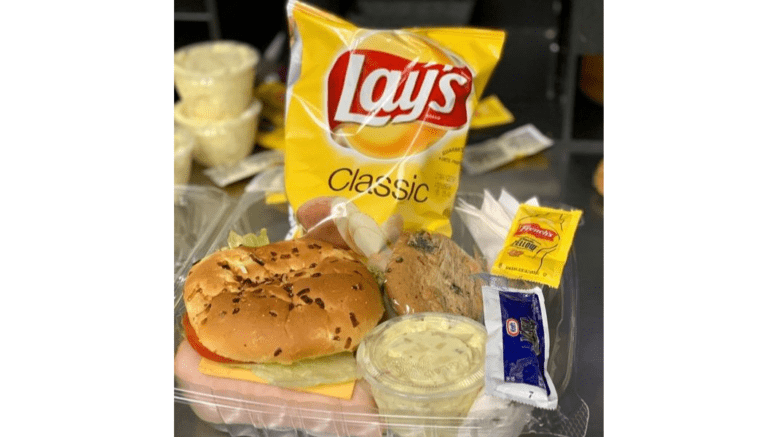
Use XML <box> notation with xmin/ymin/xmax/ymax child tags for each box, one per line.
<box><xmin>183</xmin><ymin>238</ymin><xmax>384</xmax><ymax>364</ymax></box>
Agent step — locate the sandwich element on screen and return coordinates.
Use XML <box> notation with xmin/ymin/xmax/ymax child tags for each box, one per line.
<box><xmin>181</xmin><ymin>235</ymin><xmax>384</xmax><ymax>376</ymax></box>
<box><xmin>174</xmin><ymin>235</ymin><xmax>385</xmax><ymax>435</ymax></box>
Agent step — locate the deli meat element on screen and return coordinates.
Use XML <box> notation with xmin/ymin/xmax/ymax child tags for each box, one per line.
<box><xmin>384</xmin><ymin>230</ymin><xmax>484</xmax><ymax>320</ymax></box>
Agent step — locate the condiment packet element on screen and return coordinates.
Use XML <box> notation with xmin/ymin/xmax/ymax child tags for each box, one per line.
<box><xmin>481</xmin><ymin>276</ymin><xmax>557</xmax><ymax>410</ymax></box>
<box><xmin>203</xmin><ymin>149</ymin><xmax>284</xmax><ymax>187</ymax></box>
<box><xmin>254</xmin><ymin>80</ymin><xmax>286</xmax><ymax>128</ymax></box>
<box><xmin>462</xmin><ymin>124</ymin><xmax>554</xmax><ymax>175</ymax></box>
<box><xmin>255</xmin><ymin>125</ymin><xmax>285</xmax><ymax>151</ymax></box>
<box><xmin>457</xmin><ymin>388</ymin><xmax>533</xmax><ymax>437</ymax></box>
<box><xmin>491</xmin><ymin>204</ymin><xmax>581</xmax><ymax>288</ymax></box>
<box><xmin>454</xmin><ymin>189</ymin><xmax>538</xmax><ymax>269</ymax></box>
<box><xmin>470</xmin><ymin>95</ymin><xmax>515</xmax><ymax>129</ymax></box>
<box><xmin>245</xmin><ymin>164</ymin><xmax>284</xmax><ymax>193</ymax></box>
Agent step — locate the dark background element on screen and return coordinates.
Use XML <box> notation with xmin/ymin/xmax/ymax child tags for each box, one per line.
<box><xmin>174</xmin><ymin>0</ymin><xmax>603</xmax><ymax>144</ymax></box>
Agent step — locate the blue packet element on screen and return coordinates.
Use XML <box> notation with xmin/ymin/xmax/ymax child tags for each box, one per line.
<box><xmin>481</xmin><ymin>275</ymin><xmax>558</xmax><ymax>410</ymax></box>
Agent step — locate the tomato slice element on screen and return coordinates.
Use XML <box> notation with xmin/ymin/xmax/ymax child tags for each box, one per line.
<box><xmin>182</xmin><ymin>313</ymin><xmax>246</xmax><ymax>364</ymax></box>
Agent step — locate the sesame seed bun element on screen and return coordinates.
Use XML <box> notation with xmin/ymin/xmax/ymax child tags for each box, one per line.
<box><xmin>183</xmin><ymin>238</ymin><xmax>384</xmax><ymax>364</ymax></box>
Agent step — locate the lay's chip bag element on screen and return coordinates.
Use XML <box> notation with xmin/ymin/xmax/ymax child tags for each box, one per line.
<box><xmin>285</xmin><ymin>0</ymin><xmax>505</xmax><ymax>238</ymax></box>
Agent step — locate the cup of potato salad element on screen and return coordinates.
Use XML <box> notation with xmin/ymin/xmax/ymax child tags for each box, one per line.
<box><xmin>356</xmin><ymin>313</ymin><xmax>486</xmax><ymax>437</ymax></box>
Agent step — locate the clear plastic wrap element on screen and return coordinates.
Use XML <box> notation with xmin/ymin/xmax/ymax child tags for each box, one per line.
<box><xmin>174</xmin><ymin>189</ymin><xmax>588</xmax><ymax>437</ymax></box>
<box><xmin>174</xmin><ymin>185</ymin><xmax>236</xmax><ymax>287</ymax></box>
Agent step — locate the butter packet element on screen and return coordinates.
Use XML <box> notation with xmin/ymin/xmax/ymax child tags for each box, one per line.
<box><xmin>203</xmin><ymin>149</ymin><xmax>284</xmax><ymax>188</ymax></box>
<box><xmin>462</xmin><ymin>124</ymin><xmax>553</xmax><ymax>175</ymax></box>
<box><xmin>256</xmin><ymin>125</ymin><xmax>286</xmax><ymax>151</ymax></box>
<box><xmin>254</xmin><ymin>80</ymin><xmax>286</xmax><ymax>127</ymax></box>
<box><xmin>470</xmin><ymin>94</ymin><xmax>515</xmax><ymax>129</ymax></box>
<box><xmin>481</xmin><ymin>276</ymin><xmax>557</xmax><ymax>410</ymax></box>
<box><xmin>491</xmin><ymin>204</ymin><xmax>581</xmax><ymax>288</ymax></box>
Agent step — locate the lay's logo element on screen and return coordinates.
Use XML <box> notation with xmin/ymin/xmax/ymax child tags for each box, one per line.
<box><xmin>324</xmin><ymin>39</ymin><xmax>475</xmax><ymax>160</ymax></box>
<box><xmin>327</xmin><ymin>49</ymin><xmax>473</xmax><ymax>129</ymax></box>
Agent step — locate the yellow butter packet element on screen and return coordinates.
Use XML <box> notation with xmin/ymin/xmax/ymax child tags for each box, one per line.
<box><xmin>470</xmin><ymin>95</ymin><xmax>515</xmax><ymax>129</ymax></box>
<box><xmin>491</xmin><ymin>204</ymin><xmax>582</xmax><ymax>288</ymax></box>
<box><xmin>256</xmin><ymin>126</ymin><xmax>286</xmax><ymax>151</ymax></box>
<box><xmin>255</xmin><ymin>81</ymin><xmax>287</xmax><ymax>127</ymax></box>
<box><xmin>255</xmin><ymin>81</ymin><xmax>286</xmax><ymax>113</ymax></box>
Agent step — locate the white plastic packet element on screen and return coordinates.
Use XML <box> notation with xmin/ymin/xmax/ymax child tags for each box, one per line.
<box><xmin>482</xmin><ymin>279</ymin><xmax>558</xmax><ymax>410</ymax></box>
<box><xmin>203</xmin><ymin>149</ymin><xmax>284</xmax><ymax>187</ymax></box>
<box><xmin>244</xmin><ymin>163</ymin><xmax>285</xmax><ymax>193</ymax></box>
<box><xmin>457</xmin><ymin>388</ymin><xmax>533</xmax><ymax>437</ymax></box>
<box><xmin>462</xmin><ymin>124</ymin><xmax>553</xmax><ymax>175</ymax></box>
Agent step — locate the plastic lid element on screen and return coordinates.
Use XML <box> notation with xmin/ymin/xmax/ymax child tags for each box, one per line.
<box><xmin>174</xmin><ymin>41</ymin><xmax>260</xmax><ymax>76</ymax></box>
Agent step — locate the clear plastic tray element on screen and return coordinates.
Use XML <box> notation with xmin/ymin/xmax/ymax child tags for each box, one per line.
<box><xmin>174</xmin><ymin>185</ymin><xmax>235</xmax><ymax>289</ymax></box>
<box><xmin>174</xmin><ymin>190</ymin><xmax>588</xmax><ymax>437</ymax></box>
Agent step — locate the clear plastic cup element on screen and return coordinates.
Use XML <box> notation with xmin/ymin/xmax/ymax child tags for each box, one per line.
<box><xmin>174</xmin><ymin>99</ymin><xmax>262</xmax><ymax>167</ymax></box>
<box><xmin>356</xmin><ymin>313</ymin><xmax>486</xmax><ymax>437</ymax></box>
<box><xmin>174</xmin><ymin>125</ymin><xmax>196</xmax><ymax>185</ymax></box>
<box><xmin>174</xmin><ymin>41</ymin><xmax>260</xmax><ymax>120</ymax></box>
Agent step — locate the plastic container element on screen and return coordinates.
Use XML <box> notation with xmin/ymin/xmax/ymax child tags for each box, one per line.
<box><xmin>174</xmin><ymin>190</ymin><xmax>585</xmax><ymax>437</ymax></box>
<box><xmin>173</xmin><ymin>185</ymin><xmax>235</xmax><ymax>290</ymax></box>
<box><xmin>174</xmin><ymin>40</ymin><xmax>260</xmax><ymax>120</ymax></box>
<box><xmin>174</xmin><ymin>99</ymin><xmax>262</xmax><ymax>167</ymax></box>
<box><xmin>174</xmin><ymin>125</ymin><xmax>196</xmax><ymax>185</ymax></box>
<box><xmin>357</xmin><ymin>313</ymin><xmax>486</xmax><ymax>437</ymax></box>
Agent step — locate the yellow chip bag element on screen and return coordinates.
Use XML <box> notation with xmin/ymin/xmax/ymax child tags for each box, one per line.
<box><xmin>491</xmin><ymin>204</ymin><xmax>582</xmax><ymax>288</ymax></box>
<box><xmin>284</xmin><ymin>0</ymin><xmax>505</xmax><ymax>237</ymax></box>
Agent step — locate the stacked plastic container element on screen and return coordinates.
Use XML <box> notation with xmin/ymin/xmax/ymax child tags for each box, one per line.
<box><xmin>174</xmin><ymin>41</ymin><xmax>262</xmax><ymax>168</ymax></box>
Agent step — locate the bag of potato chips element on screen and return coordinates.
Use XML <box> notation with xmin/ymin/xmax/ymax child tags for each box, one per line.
<box><xmin>284</xmin><ymin>0</ymin><xmax>505</xmax><ymax>239</ymax></box>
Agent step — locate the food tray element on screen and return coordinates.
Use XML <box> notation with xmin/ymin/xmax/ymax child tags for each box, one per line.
<box><xmin>174</xmin><ymin>189</ymin><xmax>587</xmax><ymax>437</ymax></box>
<box><xmin>174</xmin><ymin>185</ymin><xmax>235</xmax><ymax>290</ymax></box>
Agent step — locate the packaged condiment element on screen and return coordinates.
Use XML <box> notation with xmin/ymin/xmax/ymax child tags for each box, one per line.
<box><xmin>470</xmin><ymin>94</ymin><xmax>514</xmax><ymax>129</ymax></box>
<box><xmin>284</xmin><ymin>0</ymin><xmax>505</xmax><ymax>237</ymax></box>
<box><xmin>174</xmin><ymin>41</ymin><xmax>259</xmax><ymax>120</ymax></box>
<box><xmin>482</xmin><ymin>280</ymin><xmax>557</xmax><ymax>409</ymax></box>
<box><xmin>202</xmin><ymin>149</ymin><xmax>283</xmax><ymax>188</ymax></box>
<box><xmin>462</xmin><ymin>124</ymin><xmax>554</xmax><ymax>175</ymax></box>
<box><xmin>173</xmin><ymin>99</ymin><xmax>262</xmax><ymax>167</ymax></box>
<box><xmin>491</xmin><ymin>204</ymin><xmax>582</xmax><ymax>288</ymax></box>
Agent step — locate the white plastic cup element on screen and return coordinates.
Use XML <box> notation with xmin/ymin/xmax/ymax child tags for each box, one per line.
<box><xmin>174</xmin><ymin>41</ymin><xmax>260</xmax><ymax>120</ymax></box>
<box><xmin>174</xmin><ymin>125</ymin><xmax>196</xmax><ymax>184</ymax></box>
<box><xmin>174</xmin><ymin>99</ymin><xmax>262</xmax><ymax>167</ymax></box>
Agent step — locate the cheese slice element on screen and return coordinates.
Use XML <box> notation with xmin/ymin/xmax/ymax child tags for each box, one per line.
<box><xmin>198</xmin><ymin>357</ymin><xmax>356</xmax><ymax>400</ymax></box>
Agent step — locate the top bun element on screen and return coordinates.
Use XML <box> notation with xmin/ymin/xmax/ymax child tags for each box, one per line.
<box><xmin>183</xmin><ymin>238</ymin><xmax>384</xmax><ymax>364</ymax></box>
